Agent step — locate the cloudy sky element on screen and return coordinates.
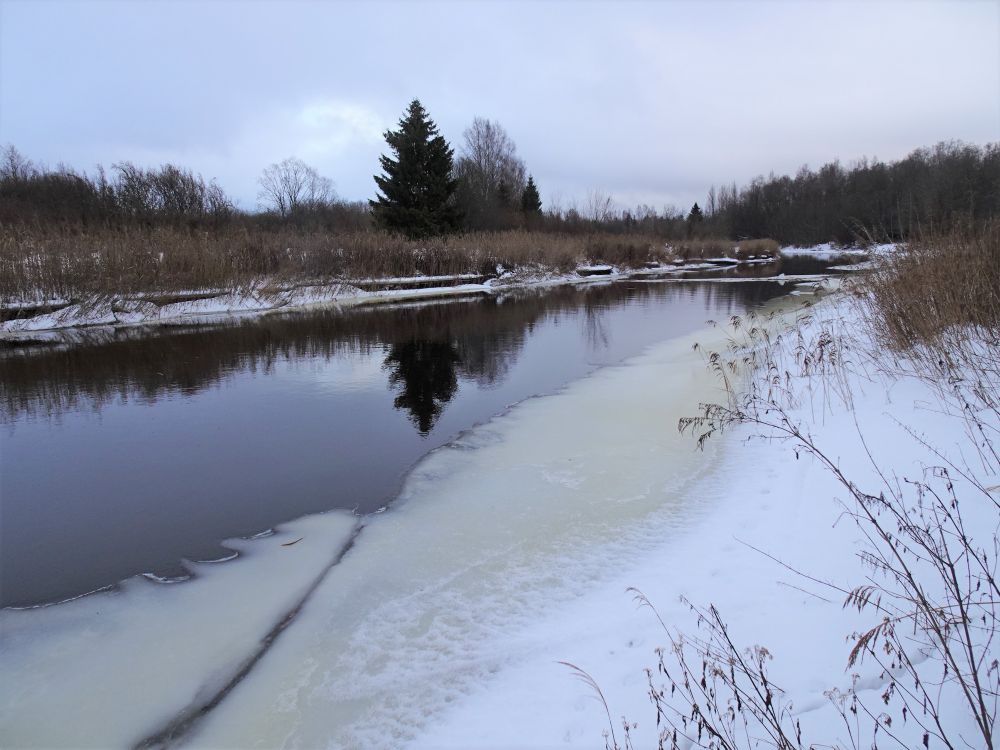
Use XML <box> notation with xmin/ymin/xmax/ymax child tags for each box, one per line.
<box><xmin>1</xmin><ymin>0</ymin><xmax>997</xmax><ymax>212</ymax></box>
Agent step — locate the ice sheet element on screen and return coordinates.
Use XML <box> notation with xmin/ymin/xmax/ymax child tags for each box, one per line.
<box><xmin>0</xmin><ymin>511</ymin><xmax>359</xmax><ymax>748</ymax></box>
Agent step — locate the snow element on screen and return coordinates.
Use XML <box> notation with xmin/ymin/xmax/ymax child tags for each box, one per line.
<box><xmin>0</xmin><ymin>511</ymin><xmax>359</xmax><ymax>748</ymax></box>
<box><xmin>827</xmin><ymin>261</ymin><xmax>874</xmax><ymax>272</ymax></box>
<box><xmin>349</xmin><ymin>283</ymin><xmax>491</xmax><ymax>306</ymax></box>
<box><xmin>0</xmin><ymin>297</ymin><xmax>70</xmax><ymax>310</ymax></box>
<box><xmin>0</xmin><ymin>283</ymin><xmax>491</xmax><ymax>334</ymax></box>
<box><xmin>409</xmin><ymin>297</ymin><xmax>994</xmax><ymax>749</ymax></box>
<box><xmin>781</xmin><ymin>242</ymin><xmax>897</xmax><ymax>260</ymax></box>
<box><xmin>348</xmin><ymin>273</ymin><xmax>484</xmax><ymax>285</ymax></box>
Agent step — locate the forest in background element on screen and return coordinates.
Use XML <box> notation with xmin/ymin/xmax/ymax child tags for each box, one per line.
<box><xmin>2</xmin><ymin>134</ymin><xmax>997</xmax><ymax>246</ymax></box>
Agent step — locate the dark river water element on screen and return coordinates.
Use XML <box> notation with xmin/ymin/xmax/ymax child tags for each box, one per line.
<box><xmin>0</xmin><ymin>276</ymin><xmax>802</xmax><ymax>608</ymax></box>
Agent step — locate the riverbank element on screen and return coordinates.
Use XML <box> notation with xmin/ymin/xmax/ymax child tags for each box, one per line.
<box><xmin>412</xmin><ymin>287</ymin><xmax>998</xmax><ymax>748</ymax></box>
<box><xmin>0</xmin><ymin>243</ymin><xmax>866</xmax><ymax>338</ymax></box>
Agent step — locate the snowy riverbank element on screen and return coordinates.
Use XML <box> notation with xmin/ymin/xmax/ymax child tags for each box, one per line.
<box><xmin>0</xmin><ymin>244</ymin><xmax>884</xmax><ymax>337</ymax></box>
<box><xmin>412</xmin><ymin>292</ymin><xmax>995</xmax><ymax>749</ymax></box>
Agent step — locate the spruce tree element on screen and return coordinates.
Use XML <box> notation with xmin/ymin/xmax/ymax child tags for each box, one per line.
<box><xmin>521</xmin><ymin>175</ymin><xmax>542</xmax><ymax>214</ymax></box>
<box><xmin>686</xmin><ymin>202</ymin><xmax>703</xmax><ymax>238</ymax></box>
<box><xmin>371</xmin><ymin>99</ymin><xmax>461</xmax><ymax>238</ymax></box>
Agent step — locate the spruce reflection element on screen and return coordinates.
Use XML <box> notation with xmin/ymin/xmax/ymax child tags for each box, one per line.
<box><xmin>383</xmin><ymin>340</ymin><xmax>460</xmax><ymax>434</ymax></box>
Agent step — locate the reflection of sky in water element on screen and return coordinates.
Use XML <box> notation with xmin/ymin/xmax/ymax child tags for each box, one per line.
<box><xmin>293</xmin><ymin>349</ymin><xmax>387</xmax><ymax>394</ymax></box>
<box><xmin>0</xmin><ymin>280</ymin><xmax>790</xmax><ymax>607</ymax></box>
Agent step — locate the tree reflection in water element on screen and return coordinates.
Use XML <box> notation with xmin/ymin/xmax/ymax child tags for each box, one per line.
<box><xmin>383</xmin><ymin>340</ymin><xmax>460</xmax><ymax>434</ymax></box>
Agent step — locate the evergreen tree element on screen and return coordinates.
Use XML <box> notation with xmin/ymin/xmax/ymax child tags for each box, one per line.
<box><xmin>371</xmin><ymin>99</ymin><xmax>461</xmax><ymax>238</ymax></box>
<box><xmin>521</xmin><ymin>175</ymin><xmax>542</xmax><ymax>213</ymax></box>
<box><xmin>686</xmin><ymin>202</ymin><xmax>703</xmax><ymax>238</ymax></box>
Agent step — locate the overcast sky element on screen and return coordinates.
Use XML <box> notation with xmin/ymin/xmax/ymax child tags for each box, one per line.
<box><xmin>1</xmin><ymin>0</ymin><xmax>998</xmax><ymax>212</ymax></box>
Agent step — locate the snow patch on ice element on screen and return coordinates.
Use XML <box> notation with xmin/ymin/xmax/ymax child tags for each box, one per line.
<box><xmin>0</xmin><ymin>511</ymin><xmax>359</xmax><ymax>749</ymax></box>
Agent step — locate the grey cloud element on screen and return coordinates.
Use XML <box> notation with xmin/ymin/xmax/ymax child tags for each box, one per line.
<box><xmin>1</xmin><ymin>0</ymin><xmax>996</xmax><ymax>211</ymax></box>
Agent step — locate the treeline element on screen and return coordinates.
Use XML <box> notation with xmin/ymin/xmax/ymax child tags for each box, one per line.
<box><xmin>0</xmin><ymin>149</ymin><xmax>235</xmax><ymax>229</ymax></box>
<box><xmin>701</xmin><ymin>141</ymin><xmax>1000</xmax><ymax>244</ymax></box>
<box><xmin>2</xmin><ymin>128</ymin><xmax>998</xmax><ymax>245</ymax></box>
<box><xmin>0</xmin><ymin>147</ymin><xmax>371</xmax><ymax>232</ymax></box>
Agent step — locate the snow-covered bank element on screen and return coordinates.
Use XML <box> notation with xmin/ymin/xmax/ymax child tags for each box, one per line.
<box><xmin>0</xmin><ymin>243</ymin><xmax>894</xmax><ymax>337</ymax></box>
<box><xmin>411</xmin><ymin>295</ymin><xmax>996</xmax><ymax>749</ymax></box>
<box><xmin>779</xmin><ymin>241</ymin><xmax>896</xmax><ymax>259</ymax></box>
<box><xmin>0</xmin><ymin>254</ymin><xmax>811</xmax><ymax>337</ymax></box>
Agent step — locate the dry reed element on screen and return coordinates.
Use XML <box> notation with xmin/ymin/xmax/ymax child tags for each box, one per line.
<box><xmin>0</xmin><ymin>225</ymin><xmax>780</xmax><ymax>307</ymax></box>
<box><xmin>853</xmin><ymin>221</ymin><xmax>1000</xmax><ymax>352</ymax></box>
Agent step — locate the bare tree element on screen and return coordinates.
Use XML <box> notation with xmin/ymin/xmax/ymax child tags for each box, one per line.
<box><xmin>257</xmin><ymin>157</ymin><xmax>334</xmax><ymax>217</ymax></box>
<box><xmin>586</xmin><ymin>188</ymin><xmax>617</xmax><ymax>223</ymax></box>
<box><xmin>0</xmin><ymin>145</ymin><xmax>35</xmax><ymax>181</ymax></box>
<box><xmin>110</xmin><ymin>162</ymin><xmax>230</xmax><ymax>222</ymax></box>
<box><xmin>454</xmin><ymin>118</ymin><xmax>527</xmax><ymax>229</ymax></box>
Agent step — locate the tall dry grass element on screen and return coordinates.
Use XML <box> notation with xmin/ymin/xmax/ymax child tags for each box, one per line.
<box><xmin>0</xmin><ymin>225</ymin><xmax>780</xmax><ymax>307</ymax></box>
<box><xmin>854</xmin><ymin>221</ymin><xmax>1000</xmax><ymax>352</ymax></box>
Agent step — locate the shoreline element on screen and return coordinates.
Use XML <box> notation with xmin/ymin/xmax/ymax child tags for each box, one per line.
<box><xmin>0</xmin><ymin>251</ymin><xmax>849</xmax><ymax>341</ymax></box>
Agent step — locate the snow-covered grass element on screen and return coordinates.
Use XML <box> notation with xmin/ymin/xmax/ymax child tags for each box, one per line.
<box><xmin>857</xmin><ymin>223</ymin><xmax>999</xmax><ymax>357</ymax></box>
<box><xmin>0</xmin><ymin>228</ymin><xmax>675</xmax><ymax>307</ymax></box>
<box><xmin>0</xmin><ymin>228</ymin><xmax>786</xmax><ymax>327</ymax></box>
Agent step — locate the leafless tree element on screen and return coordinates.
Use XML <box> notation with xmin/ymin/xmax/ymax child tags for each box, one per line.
<box><xmin>1</xmin><ymin>145</ymin><xmax>35</xmax><ymax>181</ymax></box>
<box><xmin>454</xmin><ymin>117</ymin><xmax>527</xmax><ymax>229</ymax></box>
<box><xmin>586</xmin><ymin>188</ymin><xmax>617</xmax><ymax>223</ymax></box>
<box><xmin>257</xmin><ymin>157</ymin><xmax>334</xmax><ymax>217</ymax></box>
<box><xmin>110</xmin><ymin>162</ymin><xmax>230</xmax><ymax>222</ymax></box>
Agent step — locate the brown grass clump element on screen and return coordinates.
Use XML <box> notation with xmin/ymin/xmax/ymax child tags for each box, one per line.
<box><xmin>854</xmin><ymin>220</ymin><xmax>1000</xmax><ymax>352</ymax></box>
